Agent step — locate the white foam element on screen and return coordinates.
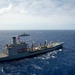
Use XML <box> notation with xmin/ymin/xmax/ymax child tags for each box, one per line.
<box><xmin>32</xmin><ymin>64</ymin><xmax>42</xmax><ymax>70</ymax></box>
<box><xmin>59</xmin><ymin>49</ymin><xmax>62</xmax><ymax>51</ymax></box>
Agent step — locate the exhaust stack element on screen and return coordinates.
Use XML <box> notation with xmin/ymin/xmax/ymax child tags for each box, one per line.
<box><xmin>12</xmin><ymin>37</ymin><xmax>16</xmax><ymax>45</ymax></box>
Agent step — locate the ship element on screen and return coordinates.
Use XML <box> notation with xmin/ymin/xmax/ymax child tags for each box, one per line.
<box><xmin>0</xmin><ymin>37</ymin><xmax>64</xmax><ymax>62</ymax></box>
<box><xmin>18</xmin><ymin>33</ymin><xmax>30</xmax><ymax>37</ymax></box>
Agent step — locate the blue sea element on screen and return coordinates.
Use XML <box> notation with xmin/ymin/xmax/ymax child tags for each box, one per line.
<box><xmin>0</xmin><ymin>30</ymin><xmax>75</xmax><ymax>75</ymax></box>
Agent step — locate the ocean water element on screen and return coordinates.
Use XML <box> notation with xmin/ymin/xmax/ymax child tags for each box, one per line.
<box><xmin>0</xmin><ymin>30</ymin><xmax>75</xmax><ymax>75</ymax></box>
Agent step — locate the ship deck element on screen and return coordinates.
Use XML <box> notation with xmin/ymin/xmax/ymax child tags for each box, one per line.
<box><xmin>31</xmin><ymin>42</ymin><xmax>63</xmax><ymax>51</ymax></box>
<box><xmin>0</xmin><ymin>52</ymin><xmax>8</xmax><ymax>58</ymax></box>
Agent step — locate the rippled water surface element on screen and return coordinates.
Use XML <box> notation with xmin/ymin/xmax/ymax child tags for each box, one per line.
<box><xmin>0</xmin><ymin>30</ymin><xmax>75</xmax><ymax>75</ymax></box>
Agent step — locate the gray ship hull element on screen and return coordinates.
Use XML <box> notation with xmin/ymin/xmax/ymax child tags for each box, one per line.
<box><xmin>0</xmin><ymin>43</ymin><xmax>63</xmax><ymax>62</ymax></box>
